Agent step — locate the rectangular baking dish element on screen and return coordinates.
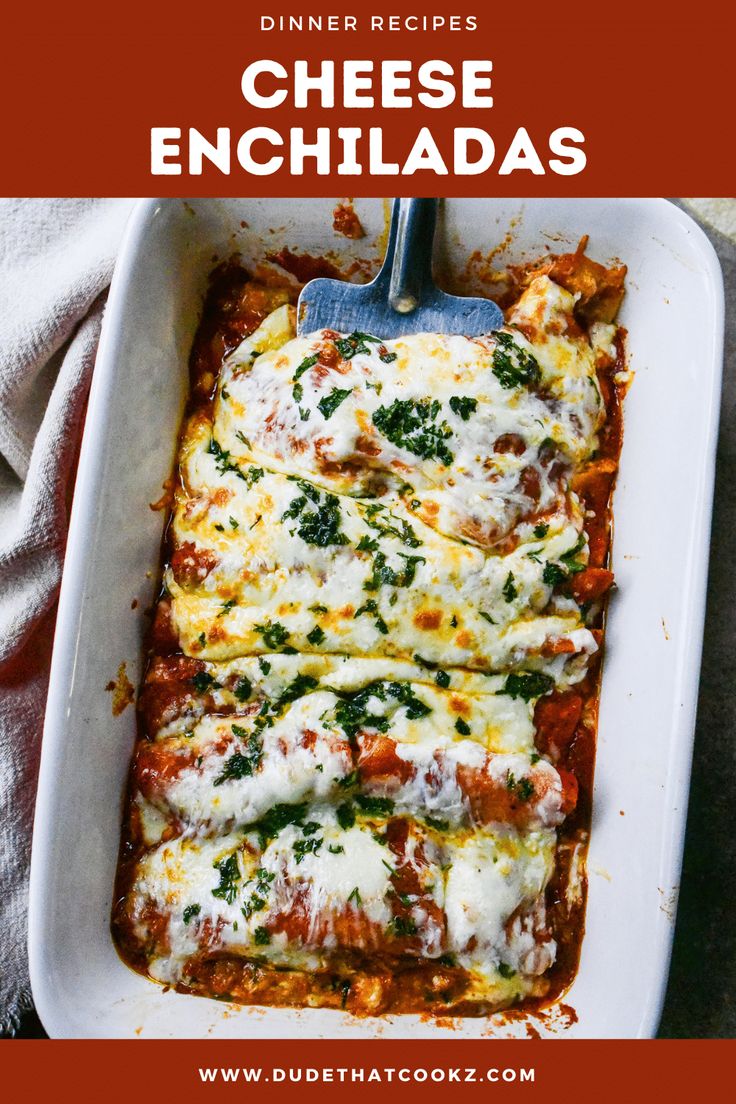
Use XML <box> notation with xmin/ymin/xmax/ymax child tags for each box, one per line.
<box><xmin>28</xmin><ymin>197</ymin><xmax>724</xmax><ymax>1038</ymax></box>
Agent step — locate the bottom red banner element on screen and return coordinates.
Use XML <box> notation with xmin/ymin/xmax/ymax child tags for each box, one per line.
<box><xmin>2</xmin><ymin>1039</ymin><xmax>733</xmax><ymax>1102</ymax></box>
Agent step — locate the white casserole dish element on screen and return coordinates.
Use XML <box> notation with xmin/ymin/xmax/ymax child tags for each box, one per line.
<box><xmin>28</xmin><ymin>197</ymin><xmax>724</xmax><ymax>1039</ymax></box>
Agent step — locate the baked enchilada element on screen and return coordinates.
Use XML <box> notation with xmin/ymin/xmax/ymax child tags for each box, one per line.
<box><xmin>113</xmin><ymin>237</ymin><xmax>627</xmax><ymax>1017</ymax></box>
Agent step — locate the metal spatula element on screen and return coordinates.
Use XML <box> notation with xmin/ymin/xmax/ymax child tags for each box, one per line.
<box><xmin>297</xmin><ymin>198</ymin><xmax>504</xmax><ymax>338</ymax></box>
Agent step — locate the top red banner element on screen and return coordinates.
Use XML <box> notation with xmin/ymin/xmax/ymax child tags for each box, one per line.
<box><xmin>1</xmin><ymin>1</ymin><xmax>734</xmax><ymax>195</ymax></box>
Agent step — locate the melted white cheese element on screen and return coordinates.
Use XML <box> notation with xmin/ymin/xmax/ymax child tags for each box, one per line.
<box><xmin>139</xmin><ymin>680</ymin><xmax>566</xmax><ymax>841</ymax></box>
<box><xmin>167</xmin><ymin>417</ymin><xmax>595</xmax><ymax>673</ymax></box>
<box><xmin>125</xmin><ymin>273</ymin><xmax>614</xmax><ymax>1006</ymax></box>
<box><xmin>444</xmin><ymin>828</ymin><xmax>556</xmax><ymax>976</ymax></box>
<box><xmin>158</xmin><ymin>696</ymin><xmax>351</xmax><ymax>833</ymax></box>
<box><xmin>129</xmin><ymin>813</ymin><xmax>556</xmax><ymax>990</ymax></box>
<box><xmin>217</xmin><ymin>279</ymin><xmax>602</xmax><ymax>552</ymax></box>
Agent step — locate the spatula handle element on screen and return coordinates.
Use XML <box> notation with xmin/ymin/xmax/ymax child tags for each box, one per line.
<box><xmin>384</xmin><ymin>198</ymin><xmax>438</xmax><ymax>315</ymax></box>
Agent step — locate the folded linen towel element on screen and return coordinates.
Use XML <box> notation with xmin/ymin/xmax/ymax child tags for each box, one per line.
<box><xmin>0</xmin><ymin>198</ymin><xmax>133</xmax><ymax>1033</ymax></box>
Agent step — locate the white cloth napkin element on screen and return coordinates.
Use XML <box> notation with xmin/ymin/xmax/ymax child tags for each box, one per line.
<box><xmin>0</xmin><ymin>198</ymin><xmax>134</xmax><ymax>1033</ymax></box>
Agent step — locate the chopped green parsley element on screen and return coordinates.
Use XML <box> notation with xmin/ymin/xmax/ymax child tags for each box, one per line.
<box><xmin>356</xmin><ymin>794</ymin><xmax>395</xmax><ymax>817</ymax></box>
<box><xmin>233</xmin><ymin>676</ymin><xmax>252</xmax><ymax>703</ymax></box>
<box><xmin>213</xmin><ymin>725</ymin><xmax>263</xmax><ymax>786</ymax></box>
<box><xmin>507</xmin><ymin>772</ymin><xmax>535</xmax><ymax>801</ymax></box>
<box><xmin>336</xmin><ymin>803</ymin><xmax>356</xmax><ymax>830</ymax></box>
<box><xmin>317</xmin><ymin>387</ymin><xmax>352</xmax><ymax>420</ymax></box>
<box><xmin>363</xmin><ymin>550</ymin><xmax>425</xmax><ymax>592</ymax></box>
<box><xmin>207</xmin><ymin>439</ymin><xmax>264</xmax><ymax>489</ymax></box>
<box><xmin>245</xmin><ymin>803</ymin><xmax>308</xmax><ymax>848</ymax></box>
<box><xmin>372</xmin><ymin>398</ymin><xmax>453</xmax><ymax>466</ymax></box>
<box><xmin>192</xmin><ymin>670</ymin><xmax>221</xmax><ymax>694</ymax></box>
<box><xmin>502</xmin><ymin>572</ymin><xmax>518</xmax><ymax>602</ymax></box>
<box><xmin>254</xmin><ymin>620</ymin><xmax>291</xmax><ymax>650</ymax></box>
<box><xmin>354</xmin><ymin>598</ymin><xmax>388</xmax><ymax>635</ymax></box>
<box><xmin>282</xmin><ymin>479</ymin><xmax>349</xmax><ymax>547</ymax></box>
<box><xmin>389</xmin><ymin>916</ymin><xmax>418</xmax><ymax>937</ymax></box>
<box><xmin>294</xmin><ymin>353</ymin><xmax>318</xmax><ymax>380</ymax></box>
<box><xmin>362</xmin><ymin>502</ymin><xmax>422</xmax><ymax>548</ymax></box>
<box><xmin>334</xmin><ymin>331</ymin><xmax>382</xmax><ymax>359</ymax></box>
<box><xmin>211</xmin><ymin>853</ymin><xmax>241</xmax><ymax>905</ymax></box>
<box><xmin>425</xmin><ymin>816</ymin><xmax>450</xmax><ymax>831</ymax></box>
<box><xmin>491</xmin><ymin>332</ymin><xmax>541</xmax><ymax>389</ymax></box>
<box><xmin>448</xmin><ymin>395</ymin><xmax>478</xmax><ymax>421</ymax></box>
<box><xmin>499</xmin><ymin>671</ymin><xmax>554</xmax><ymax>702</ymax></box>
<box><xmin>293</xmin><ymin>836</ymin><xmax>323</xmax><ymax>864</ymax></box>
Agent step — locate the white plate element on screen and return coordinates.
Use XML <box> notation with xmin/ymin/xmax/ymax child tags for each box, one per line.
<box><xmin>28</xmin><ymin>197</ymin><xmax>724</xmax><ymax>1038</ymax></box>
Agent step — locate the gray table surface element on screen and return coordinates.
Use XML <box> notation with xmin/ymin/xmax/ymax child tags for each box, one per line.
<box><xmin>7</xmin><ymin>204</ymin><xmax>736</xmax><ymax>1040</ymax></box>
<box><xmin>658</xmin><ymin>211</ymin><xmax>736</xmax><ymax>1037</ymax></box>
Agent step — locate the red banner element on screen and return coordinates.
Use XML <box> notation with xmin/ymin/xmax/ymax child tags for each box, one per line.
<box><xmin>1</xmin><ymin>0</ymin><xmax>734</xmax><ymax>195</ymax></box>
<box><xmin>3</xmin><ymin>1039</ymin><xmax>736</xmax><ymax>1100</ymax></box>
